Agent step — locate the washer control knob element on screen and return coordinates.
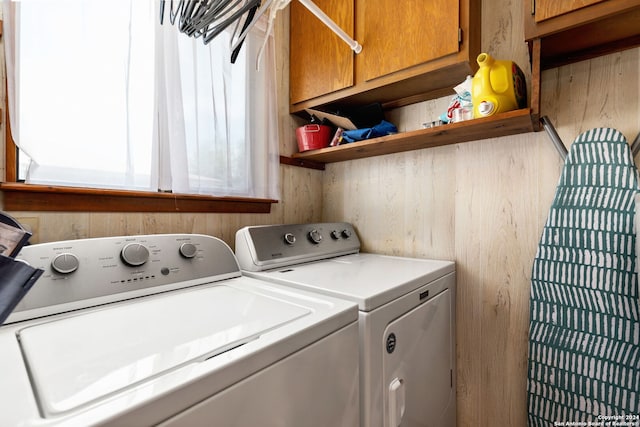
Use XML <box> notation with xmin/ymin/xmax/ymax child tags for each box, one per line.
<box><xmin>51</xmin><ymin>253</ymin><xmax>80</xmax><ymax>274</ymax></box>
<box><xmin>331</xmin><ymin>230</ymin><xmax>341</xmax><ymax>240</ymax></box>
<box><xmin>284</xmin><ymin>233</ymin><xmax>296</xmax><ymax>245</ymax></box>
<box><xmin>308</xmin><ymin>229</ymin><xmax>323</xmax><ymax>244</ymax></box>
<box><xmin>121</xmin><ymin>243</ymin><xmax>149</xmax><ymax>266</ymax></box>
<box><xmin>179</xmin><ymin>242</ymin><xmax>198</xmax><ymax>258</ymax></box>
<box><xmin>341</xmin><ymin>229</ymin><xmax>352</xmax><ymax>239</ymax></box>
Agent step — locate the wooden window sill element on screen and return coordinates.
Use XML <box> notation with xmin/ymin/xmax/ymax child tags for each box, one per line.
<box><xmin>0</xmin><ymin>183</ymin><xmax>277</xmax><ymax>213</ymax></box>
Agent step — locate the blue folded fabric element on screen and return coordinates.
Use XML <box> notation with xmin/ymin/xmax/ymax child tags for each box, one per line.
<box><xmin>341</xmin><ymin>120</ymin><xmax>397</xmax><ymax>143</ymax></box>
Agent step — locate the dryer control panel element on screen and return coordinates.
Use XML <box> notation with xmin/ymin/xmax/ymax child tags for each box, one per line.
<box><xmin>235</xmin><ymin>222</ymin><xmax>361</xmax><ymax>271</ymax></box>
<box><xmin>7</xmin><ymin>234</ymin><xmax>240</xmax><ymax>323</ymax></box>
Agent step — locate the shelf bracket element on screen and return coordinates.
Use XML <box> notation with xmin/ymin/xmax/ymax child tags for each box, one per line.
<box><xmin>541</xmin><ymin>116</ymin><xmax>568</xmax><ymax>160</ymax></box>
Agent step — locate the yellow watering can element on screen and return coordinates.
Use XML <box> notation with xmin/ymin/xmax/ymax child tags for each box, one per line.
<box><xmin>471</xmin><ymin>53</ymin><xmax>527</xmax><ymax>118</ymax></box>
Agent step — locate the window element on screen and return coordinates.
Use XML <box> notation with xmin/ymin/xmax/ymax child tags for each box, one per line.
<box><xmin>2</xmin><ymin>0</ymin><xmax>279</xmax><ymax>212</ymax></box>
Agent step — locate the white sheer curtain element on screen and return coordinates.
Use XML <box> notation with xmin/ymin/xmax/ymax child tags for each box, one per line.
<box><xmin>3</xmin><ymin>0</ymin><xmax>280</xmax><ymax>200</ymax></box>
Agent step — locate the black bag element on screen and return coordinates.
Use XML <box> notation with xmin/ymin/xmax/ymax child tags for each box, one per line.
<box><xmin>0</xmin><ymin>255</ymin><xmax>43</xmax><ymax>324</ymax></box>
<box><xmin>0</xmin><ymin>211</ymin><xmax>43</xmax><ymax>324</ymax></box>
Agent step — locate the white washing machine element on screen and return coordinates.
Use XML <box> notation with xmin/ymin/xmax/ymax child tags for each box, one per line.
<box><xmin>0</xmin><ymin>233</ymin><xmax>360</xmax><ymax>426</ymax></box>
<box><xmin>236</xmin><ymin>222</ymin><xmax>457</xmax><ymax>427</ymax></box>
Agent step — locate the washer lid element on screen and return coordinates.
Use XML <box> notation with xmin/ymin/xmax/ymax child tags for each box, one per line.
<box><xmin>18</xmin><ymin>284</ymin><xmax>310</xmax><ymax>417</ymax></box>
<box><xmin>251</xmin><ymin>253</ymin><xmax>454</xmax><ymax>311</ymax></box>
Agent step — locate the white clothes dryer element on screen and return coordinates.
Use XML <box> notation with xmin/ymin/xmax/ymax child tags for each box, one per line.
<box><xmin>0</xmin><ymin>233</ymin><xmax>359</xmax><ymax>427</ymax></box>
<box><xmin>236</xmin><ymin>223</ymin><xmax>456</xmax><ymax>427</ymax></box>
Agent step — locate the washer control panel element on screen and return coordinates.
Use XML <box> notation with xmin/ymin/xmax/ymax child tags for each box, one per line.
<box><xmin>235</xmin><ymin>222</ymin><xmax>361</xmax><ymax>271</ymax></box>
<box><xmin>8</xmin><ymin>234</ymin><xmax>240</xmax><ymax>323</ymax></box>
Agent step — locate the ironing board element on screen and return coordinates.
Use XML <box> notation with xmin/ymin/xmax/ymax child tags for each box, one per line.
<box><xmin>527</xmin><ymin>128</ymin><xmax>640</xmax><ymax>425</ymax></box>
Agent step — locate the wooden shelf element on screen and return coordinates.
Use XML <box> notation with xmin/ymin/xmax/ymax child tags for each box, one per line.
<box><xmin>291</xmin><ymin>108</ymin><xmax>538</xmax><ymax>163</ymax></box>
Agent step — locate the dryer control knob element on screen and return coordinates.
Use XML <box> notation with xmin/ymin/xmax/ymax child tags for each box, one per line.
<box><xmin>341</xmin><ymin>229</ymin><xmax>352</xmax><ymax>239</ymax></box>
<box><xmin>179</xmin><ymin>242</ymin><xmax>198</xmax><ymax>258</ymax></box>
<box><xmin>308</xmin><ymin>229</ymin><xmax>323</xmax><ymax>244</ymax></box>
<box><xmin>284</xmin><ymin>233</ymin><xmax>296</xmax><ymax>245</ymax></box>
<box><xmin>121</xmin><ymin>243</ymin><xmax>149</xmax><ymax>266</ymax></box>
<box><xmin>331</xmin><ymin>230</ymin><xmax>341</xmax><ymax>240</ymax></box>
<box><xmin>51</xmin><ymin>253</ymin><xmax>80</xmax><ymax>274</ymax></box>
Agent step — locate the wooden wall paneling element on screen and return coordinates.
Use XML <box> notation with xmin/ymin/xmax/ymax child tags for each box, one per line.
<box><xmin>216</xmin><ymin>214</ymin><xmax>246</xmax><ymax>249</ymax></box>
<box><xmin>384</xmin><ymin>96</ymin><xmax>452</xmax><ymax>134</ymax></box>
<box><xmin>450</xmin><ymin>2</ymin><xmax>539</xmax><ymax>422</ymax></box>
<box><xmin>322</xmin><ymin>158</ymin><xmax>369</xmax><ymax>242</ymax></box>
<box><xmin>29</xmin><ymin>212</ymin><xmax>91</xmax><ymax>243</ymax></box>
<box><xmin>203</xmin><ymin>213</ymin><xmax>225</xmax><ymax>242</ymax></box>
<box><xmin>365</xmin><ymin>155</ymin><xmax>404</xmax><ymax>255</ymax></box>
<box><xmin>399</xmin><ymin>146</ymin><xmax>456</xmax><ymax>260</ymax></box>
<box><xmin>449</xmin><ymin>139</ymin><xmax>482</xmax><ymax>425</ymax></box>
<box><xmin>281</xmin><ymin>164</ymin><xmax>323</xmax><ymax>225</ymax></box>
<box><xmin>452</xmin><ymin>132</ymin><xmax>541</xmax><ymax>426</ymax></box>
<box><xmin>379</xmin><ymin>102</ymin><xmax>457</xmax><ymax>259</ymax></box>
<box><xmin>89</xmin><ymin>213</ymin><xmax>144</xmax><ymax>238</ymax></box>
<box><xmin>540</xmin><ymin>48</ymin><xmax>640</xmax><ymax>151</ymax></box>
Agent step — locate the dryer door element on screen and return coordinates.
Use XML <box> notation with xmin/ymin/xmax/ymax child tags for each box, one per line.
<box><xmin>382</xmin><ymin>289</ymin><xmax>454</xmax><ymax>427</ymax></box>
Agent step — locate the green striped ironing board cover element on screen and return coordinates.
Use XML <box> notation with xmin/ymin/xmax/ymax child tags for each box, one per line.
<box><xmin>527</xmin><ymin>128</ymin><xmax>640</xmax><ymax>425</ymax></box>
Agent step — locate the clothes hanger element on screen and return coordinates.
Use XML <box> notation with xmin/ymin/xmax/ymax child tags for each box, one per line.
<box><xmin>178</xmin><ymin>0</ymin><xmax>205</xmax><ymax>33</ymax></box>
<box><xmin>161</xmin><ymin>0</ymin><xmax>258</xmax><ymax>59</ymax></box>
<box><xmin>182</xmin><ymin>0</ymin><xmax>231</xmax><ymax>36</ymax></box>
<box><xmin>163</xmin><ymin>0</ymin><xmax>186</xmax><ymax>26</ymax></box>
<box><xmin>161</xmin><ymin>0</ymin><xmax>362</xmax><ymax>64</ymax></box>
<box><xmin>231</xmin><ymin>0</ymin><xmax>260</xmax><ymax>63</ymax></box>
<box><xmin>229</xmin><ymin>0</ymin><xmax>278</xmax><ymax>54</ymax></box>
<box><xmin>185</xmin><ymin>0</ymin><xmax>244</xmax><ymax>36</ymax></box>
<box><xmin>202</xmin><ymin>0</ymin><xmax>261</xmax><ymax>44</ymax></box>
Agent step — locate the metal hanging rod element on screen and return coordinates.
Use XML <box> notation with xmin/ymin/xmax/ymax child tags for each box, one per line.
<box><xmin>631</xmin><ymin>128</ymin><xmax>640</xmax><ymax>157</ymax></box>
<box><xmin>297</xmin><ymin>0</ymin><xmax>362</xmax><ymax>53</ymax></box>
<box><xmin>541</xmin><ymin>116</ymin><xmax>568</xmax><ymax>161</ymax></box>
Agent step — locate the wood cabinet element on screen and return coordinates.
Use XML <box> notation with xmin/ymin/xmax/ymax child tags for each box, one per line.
<box><xmin>289</xmin><ymin>0</ymin><xmax>480</xmax><ymax>114</ymax></box>
<box><xmin>532</xmin><ymin>0</ymin><xmax>607</xmax><ymax>22</ymax></box>
<box><xmin>356</xmin><ymin>0</ymin><xmax>460</xmax><ymax>83</ymax></box>
<box><xmin>287</xmin><ymin>1</ymin><xmax>640</xmax><ymax>166</ymax></box>
<box><xmin>524</xmin><ymin>0</ymin><xmax>640</xmax><ymax>69</ymax></box>
<box><xmin>289</xmin><ymin>0</ymin><xmax>354</xmax><ymax>105</ymax></box>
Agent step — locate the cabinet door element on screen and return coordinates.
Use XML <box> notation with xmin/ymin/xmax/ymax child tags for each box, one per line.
<box><xmin>534</xmin><ymin>0</ymin><xmax>607</xmax><ymax>22</ymax></box>
<box><xmin>289</xmin><ymin>0</ymin><xmax>355</xmax><ymax>104</ymax></box>
<box><xmin>359</xmin><ymin>0</ymin><xmax>459</xmax><ymax>82</ymax></box>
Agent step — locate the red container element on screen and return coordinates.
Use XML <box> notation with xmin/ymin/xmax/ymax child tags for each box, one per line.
<box><xmin>296</xmin><ymin>124</ymin><xmax>331</xmax><ymax>152</ymax></box>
